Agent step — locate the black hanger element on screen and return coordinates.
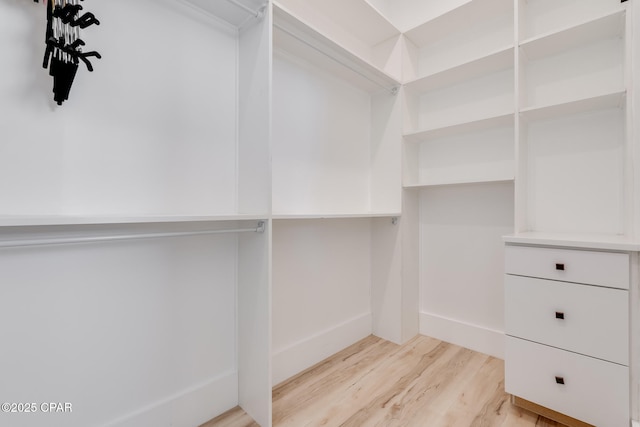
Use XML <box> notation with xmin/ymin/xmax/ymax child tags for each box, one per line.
<box><xmin>71</xmin><ymin>12</ymin><xmax>100</xmax><ymax>29</ymax></box>
<box><xmin>52</xmin><ymin>4</ymin><xmax>83</xmax><ymax>24</ymax></box>
<box><xmin>46</xmin><ymin>37</ymin><xmax>102</xmax><ymax>72</ymax></box>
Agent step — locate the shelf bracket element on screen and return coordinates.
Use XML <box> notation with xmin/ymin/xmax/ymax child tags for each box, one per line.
<box><xmin>391</xmin><ymin>86</ymin><xmax>399</xmax><ymax>96</ymax></box>
<box><xmin>391</xmin><ymin>217</ymin><xmax>398</xmax><ymax>225</ymax></box>
<box><xmin>256</xmin><ymin>221</ymin><xmax>266</xmax><ymax>233</ymax></box>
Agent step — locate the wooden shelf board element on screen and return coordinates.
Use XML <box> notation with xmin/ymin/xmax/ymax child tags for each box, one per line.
<box><xmin>273</xmin><ymin>3</ymin><xmax>400</xmax><ymax>93</ymax></box>
<box><xmin>520</xmin><ymin>90</ymin><xmax>626</xmax><ymax>122</ymax></box>
<box><xmin>0</xmin><ymin>214</ymin><xmax>268</xmax><ymax>228</ymax></box>
<box><xmin>404</xmin><ymin>112</ymin><xmax>514</xmax><ymax>142</ymax></box>
<box><xmin>404</xmin><ymin>0</ymin><xmax>513</xmax><ymax>47</ymax></box>
<box><xmin>520</xmin><ymin>10</ymin><xmax>625</xmax><ymax>61</ymax></box>
<box><xmin>503</xmin><ymin>232</ymin><xmax>640</xmax><ymax>251</ymax></box>
<box><xmin>405</xmin><ymin>46</ymin><xmax>514</xmax><ymax>92</ymax></box>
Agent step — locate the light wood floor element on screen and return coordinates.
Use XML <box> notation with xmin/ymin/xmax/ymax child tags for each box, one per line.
<box><xmin>202</xmin><ymin>335</ymin><xmax>565</xmax><ymax>427</ymax></box>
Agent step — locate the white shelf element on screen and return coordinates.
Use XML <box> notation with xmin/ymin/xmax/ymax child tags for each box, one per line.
<box><xmin>273</xmin><ymin>3</ymin><xmax>400</xmax><ymax>93</ymax></box>
<box><xmin>503</xmin><ymin>232</ymin><xmax>640</xmax><ymax>252</ymax></box>
<box><xmin>0</xmin><ymin>214</ymin><xmax>268</xmax><ymax>228</ymax></box>
<box><xmin>404</xmin><ymin>112</ymin><xmax>514</xmax><ymax>142</ymax></box>
<box><xmin>275</xmin><ymin>0</ymin><xmax>398</xmax><ymax>48</ymax></box>
<box><xmin>405</xmin><ymin>169</ymin><xmax>514</xmax><ymax>188</ymax></box>
<box><xmin>404</xmin><ymin>0</ymin><xmax>513</xmax><ymax>46</ymax></box>
<box><xmin>179</xmin><ymin>0</ymin><xmax>266</xmax><ymax>28</ymax></box>
<box><xmin>520</xmin><ymin>10</ymin><xmax>626</xmax><ymax>61</ymax></box>
<box><xmin>520</xmin><ymin>90</ymin><xmax>626</xmax><ymax>122</ymax></box>
<box><xmin>405</xmin><ymin>177</ymin><xmax>514</xmax><ymax>189</ymax></box>
<box><xmin>404</xmin><ymin>46</ymin><xmax>514</xmax><ymax>93</ymax></box>
<box><xmin>272</xmin><ymin>212</ymin><xmax>400</xmax><ymax>220</ymax></box>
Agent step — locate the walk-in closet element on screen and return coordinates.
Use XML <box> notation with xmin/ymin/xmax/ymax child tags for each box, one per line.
<box><xmin>1</xmin><ymin>0</ymin><xmax>638</xmax><ymax>426</ymax></box>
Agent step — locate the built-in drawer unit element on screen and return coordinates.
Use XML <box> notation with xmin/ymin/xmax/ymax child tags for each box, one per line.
<box><xmin>506</xmin><ymin>337</ymin><xmax>629</xmax><ymax>427</ymax></box>
<box><xmin>505</xmin><ymin>243</ymin><xmax>631</xmax><ymax>426</ymax></box>
<box><xmin>505</xmin><ymin>274</ymin><xmax>629</xmax><ymax>365</ymax></box>
<box><xmin>505</xmin><ymin>245</ymin><xmax>629</xmax><ymax>290</ymax></box>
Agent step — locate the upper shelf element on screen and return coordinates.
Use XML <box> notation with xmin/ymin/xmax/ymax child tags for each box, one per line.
<box><xmin>404</xmin><ymin>46</ymin><xmax>514</xmax><ymax>93</ymax></box>
<box><xmin>404</xmin><ymin>0</ymin><xmax>513</xmax><ymax>47</ymax></box>
<box><xmin>520</xmin><ymin>10</ymin><xmax>626</xmax><ymax>61</ymax></box>
<box><xmin>275</xmin><ymin>0</ymin><xmax>398</xmax><ymax>48</ymax></box>
<box><xmin>273</xmin><ymin>0</ymin><xmax>401</xmax><ymax>81</ymax></box>
<box><xmin>273</xmin><ymin>3</ymin><xmax>400</xmax><ymax>94</ymax></box>
<box><xmin>179</xmin><ymin>0</ymin><xmax>267</xmax><ymax>28</ymax></box>
<box><xmin>404</xmin><ymin>112</ymin><xmax>514</xmax><ymax>142</ymax></box>
<box><xmin>520</xmin><ymin>90</ymin><xmax>626</xmax><ymax>122</ymax></box>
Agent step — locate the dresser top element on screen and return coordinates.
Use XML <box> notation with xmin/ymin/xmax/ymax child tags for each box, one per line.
<box><xmin>503</xmin><ymin>232</ymin><xmax>640</xmax><ymax>251</ymax></box>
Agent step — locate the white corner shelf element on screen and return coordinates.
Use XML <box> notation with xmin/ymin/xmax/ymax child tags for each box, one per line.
<box><xmin>520</xmin><ymin>9</ymin><xmax>626</xmax><ymax>61</ymax></box>
<box><xmin>273</xmin><ymin>3</ymin><xmax>400</xmax><ymax>93</ymax></box>
<box><xmin>404</xmin><ymin>46</ymin><xmax>514</xmax><ymax>93</ymax></box>
<box><xmin>404</xmin><ymin>173</ymin><xmax>514</xmax><ymax>189</ymax></box>
<box><xmin>0</xmin><ymin>214</ymin><xmax>268</xmax><ymax>228</ymax></box>
<box><xmin>275</xmin><ymin>0</ymin><xmax>398</xmax><ymax>48</ymax></box>
<box><xmin>520</xmin><ymin>90</ymin><xmax>626</xmax><ymax>122</ymax></box>
<box><xmin>404</xmin><ymin>0</ymin><xmax>513</xmax><ymax>47</ymax></box>
<box><xmin>404</xmin><ymin>112</ymin><xmax>514</xmax><ymax>142</ymax></box>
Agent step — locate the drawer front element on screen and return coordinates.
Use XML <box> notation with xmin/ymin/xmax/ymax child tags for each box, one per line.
<box><xmin>506</xmin><ymin>337</ymin><xmax>629</xmax><ymax>427</ymax></box>
<box><xmin>505</xmin><ymin>275</ymin><xmax>629</xmax><ymax>365</ymax></box>
<box><xmin>505</xmin><ymin>245</ymin><xmax>629</xmax><ymax>289</ymax></box>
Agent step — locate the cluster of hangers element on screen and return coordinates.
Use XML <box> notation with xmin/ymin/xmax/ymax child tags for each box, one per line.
<box><xmin>32</xmin><ymin>0</ymin><xmax>101</xmax><ymax>105</ymax></box>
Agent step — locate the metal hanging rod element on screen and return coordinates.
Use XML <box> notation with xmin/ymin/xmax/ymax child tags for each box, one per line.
<box><xmin>0</xmin><ymin>221</ymin><xmax>265</xmax><ymax>249</ymax></box>
<box><xmin>225</xmin><ymin>0</ymin><xmax>266</xmax><ymax>18</ymax></box>
<box><xmin>274</xmin><ymin>23</ymin><xmax>399</xmax><ymax>96</ymax></box>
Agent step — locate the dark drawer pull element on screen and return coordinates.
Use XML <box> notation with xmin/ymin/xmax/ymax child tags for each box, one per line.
<box><xmin>555</xmin><ymin>376</ymin><xmax>565</xmax><ymax>385</ymax></box>
<box><xmin>555</xmin><ymin>263</ymin><xmax>565</xmax><ymax>271</ymax></box>
<box><xmin>555</xmin><ymin>311</ymin><xmax>565</xmax><ymax>320</ymax></box>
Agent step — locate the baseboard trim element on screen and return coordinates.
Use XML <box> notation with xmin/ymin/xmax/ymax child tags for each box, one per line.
<box><xmin>419</xmin><ymin>311</ymin><xmax>504</xmax><ymax>359</ymax></box>
<box><xmin>272</xmin><ymin>312</ymin><xmax>372</xmax><ymax>385</ymax></box>
<box><xmin>99</xmin><ymin>371</ymin><xmax>238</xmax><ymax>427</ymax></box>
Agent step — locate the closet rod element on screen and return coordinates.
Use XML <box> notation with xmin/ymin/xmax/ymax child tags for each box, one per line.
<box><xmin>0</xmin><ymin>222</ymin><xmax>266</xmax><ymax>249</ymax></box>
<box><xmin>274</xmin><ymin>23</ymin><xmax>399</xmax><ymax>95</ymax></box>
<box><xmin>225</xmin><ymin>0</ymin><xmax>266</xmax><ymax>18</ymax></box>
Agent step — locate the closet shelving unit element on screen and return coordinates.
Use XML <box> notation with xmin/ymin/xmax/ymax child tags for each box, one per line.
<box><xmin>270</xmin><ymin>0</ymin><xmax>416</xmax><ymax>388</ymax></box>
<box><xmin>1</xmin><ymin>0</ymin><xmax>272</xmax><ymax>426</ymax></box>
<box><xmin>401</xmin><ymin>0</ymin><xmax>516</xmax><ymax>188</ymax></box>
<box><xmin>515</xmin><ymin>0</ymin><xmax>628</xmax><ymax>236</ymax></box>
<box><xmin>504</xmin><ymin>1</ymin><xmax>638</xmax><ymax>425</ymax></box>
<box><xmin>271</xmin><ymin>1</ymin><xmax>402</xmax><ymax>218</ymax></box>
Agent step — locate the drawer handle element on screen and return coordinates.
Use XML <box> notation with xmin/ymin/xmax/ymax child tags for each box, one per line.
<box><xmin>555</xmin><ymin>311</ymin><xmax>565</xmax><ymax>320</ymax></box>
<box><xmin>555</xmin><ymin>376</ymin><xmax>565</xmax><ymax>385</ymax></box>
<box><xmin>555</xmin><ymin>263</ymin><xmax>565</xmax><ymax>271</ymax></box>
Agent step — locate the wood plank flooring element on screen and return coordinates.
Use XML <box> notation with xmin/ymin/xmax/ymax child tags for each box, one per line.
<box><xmin>202</xmin><ymin>335</ymin><xmax>565</xmax><ymax>427</ymax></box>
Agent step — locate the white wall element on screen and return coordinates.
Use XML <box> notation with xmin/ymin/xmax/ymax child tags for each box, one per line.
<box><xmin>271</xmin><ymin>52</ymin><xmax>372</xmax><ymax>215</ymax></box>
<box><xmin>0</xmin><ymin>0</ymin><xmax>239</xmax><ymax>216</ymax></box>
<box><xmin>419</xmin><ymin>182</ymin><xmax>514</xmax><ymax>358</ymax></box>
<box><xmin>0</xmin><ymin>229</ymin><xmax>239</xmax><ymax>427</ymax></box>
<box><xmin>272</xmin><ymin>219</ymin><xmax>373</xmax><ymax>385</ymax></box>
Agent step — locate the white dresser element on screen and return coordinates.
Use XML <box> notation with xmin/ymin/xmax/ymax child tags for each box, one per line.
<box><xmin>504</xmin><ymin>237</ymin><xmax>639</xmax><ymax>427</ymax></box>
